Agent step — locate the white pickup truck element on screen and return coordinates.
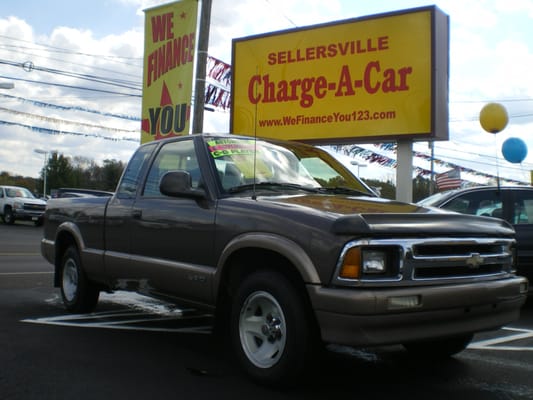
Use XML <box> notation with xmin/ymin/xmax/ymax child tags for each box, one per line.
<box><xmin>0</xmin><ymin>185</ymin><xmax>46</xmax><ymax>226</ymax></box>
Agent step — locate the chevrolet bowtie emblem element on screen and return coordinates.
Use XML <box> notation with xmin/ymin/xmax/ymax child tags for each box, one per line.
<box><xmin>466</xmin><ymin>253</ymin><xmax>484</xmax><ymax>269</ymax></box>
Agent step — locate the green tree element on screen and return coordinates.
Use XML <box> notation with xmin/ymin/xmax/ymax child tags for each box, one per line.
<box><xmin>363</xmin><ymin>178</ymin><xmax>396</xmax><ymax>200</ymax></box>
<box><xmin>101</xmin><ymin>159</ymin><xmax>125</xmax><ymax>191</ymax></box>
<box><xmin>43</xmin><ymin>152</ymin><xmax>74</xmax><ymax>195</ymax></box>
<box><xmin>38</xmin><ymin>153</ymin><xmax>125</xmax><ymax>193</ymax></box>
<box><xmin>413</xmin><ymin>175</ymin><xmax>433</xmax><ymax>202</ymax></box>
<box><xmin>70</xmin><ymin>156</ymin><xmax>94</xmax><ymax>189</ymax></box>
<box><xmin>362</xmin><ymin>176</ymin><xmax>433</xmax><ymax>203</ymax></box>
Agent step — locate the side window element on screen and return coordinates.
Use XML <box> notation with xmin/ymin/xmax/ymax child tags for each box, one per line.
<box><xmin>442</xmin><ymin>197</ymin><xmax>469</xmax><ymax>214</ymax></box>
<box><xmin>116</xmin><ymin>143</ymin><xmax>157</xmax><ymax>199</ymax></box>
<box><xmin>513</xmin><ymin>191</ymin><xmax>533</xmax><ymax>224</ymax></box>
<box><xmin>442</xmin><ymin>190</ymin><xmax>503</xmax><ymax>218</ymax></box>
<box><xmin>143</xmin><ymin>139</ymin><xmax>201</xmax><ymax>197</ymax></box>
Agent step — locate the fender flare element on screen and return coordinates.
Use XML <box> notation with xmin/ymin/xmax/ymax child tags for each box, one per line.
<box><xmin>213</xmin><ymin>232</ymin><xmax>321</xmax><ymax>298</ymax></box>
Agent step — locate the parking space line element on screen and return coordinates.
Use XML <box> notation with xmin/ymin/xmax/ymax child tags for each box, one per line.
<box><xmin>37</xmin><ymin>309</ymin><xmax>179</xmax><ymax>320</ymax></box>
<box><xmin>468</xmin><ymin>327</ymin><xmax>533</xmax><ymax>351</ymax></box>
<box><xmin>0</xmin><ymin>272</ymin><xmax>53</xmax><ymax>276</ymax></box>
<box><xmin>22</xmin><ymin>317</ymin><xmax>213</xmax><ymax>334</ymax></box>
<box><xmin>22</xmin><ymin>311</ymin><xmax>213</xmax><ymax>334</ymax></box>
<box><xmin>0</xmin><ymin>253</ymin><xmax>42</xmax><ymax>256</ymax></box>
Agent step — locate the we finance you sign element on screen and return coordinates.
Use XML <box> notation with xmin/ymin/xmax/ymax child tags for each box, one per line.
<box><xmin>141</xmin><ymin>0</ymin><xmax>198</xmax><ymax>143</ymax></box>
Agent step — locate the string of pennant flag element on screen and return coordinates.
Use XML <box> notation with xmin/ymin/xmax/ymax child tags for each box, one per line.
<box><xmin>0</xmin><ymin>106</ymin><xmax>138</xmax><ymax>133</ymax></box>
<box><xmin>0</xmin><ymin>93</ymin><xmax>141</xmax><ymax>121</ymax></box>
<box><xmin>342</xmin><ymin>144</ymin><xmax>529</xmax><ymax>186</ymax></box>
<box><xmin>0</xmin><ymin>119</ymin><xmax>138</xmax><ymax>142</ymax></box>
<box><xmin>205</xmin><ymin>56</ymin><xmax>231</xmax><ymax>111</ymax></box>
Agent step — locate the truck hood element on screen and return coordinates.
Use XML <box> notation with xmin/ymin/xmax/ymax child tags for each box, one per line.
<box><xmin>266</xmin><ymin>194</ymin><xmax>515</xmax><ymax>237</ymax></box>
<box><xmin>12</xmin><ymin>196</ymin><xmax>46</xmax><ymax>205</ymax></box>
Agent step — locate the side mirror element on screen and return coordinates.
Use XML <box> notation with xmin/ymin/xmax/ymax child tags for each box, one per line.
<box><xmin>159</xmin><ymin>170</ymin><xmax>205</xmax><ymax>198</ymax></box>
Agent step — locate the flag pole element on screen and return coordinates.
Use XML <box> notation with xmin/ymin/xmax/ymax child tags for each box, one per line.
<box><xmin>192</xmin><ymin>0</ymin><xmax>212</xmax><ymax>134</ymax></box>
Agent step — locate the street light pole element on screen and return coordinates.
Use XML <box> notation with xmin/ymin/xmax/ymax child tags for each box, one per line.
<box><xmin>34</xmin><ymin>149</ymin><xmax>48</xmax><ymax>197</ymax></box>
<box><xmin>350</xmin><ymin>160</ymin><xmax>367</xmax><ymax>176</ymax></box>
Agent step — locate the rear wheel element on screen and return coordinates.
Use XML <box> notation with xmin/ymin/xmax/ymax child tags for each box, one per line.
<box><xmin>403</xmin><ymin>333</ymin><xmax>473</xmax><ymax>358</ymax></box>
<box><xmin>230</xmin><ymin>269</ymin><xmax>317</xmax><ymax>386</ymax></box>
<box><xmin>60</xmin><ymin>246</ymin><xmax>99</xmax><ymax>313</ymax></box>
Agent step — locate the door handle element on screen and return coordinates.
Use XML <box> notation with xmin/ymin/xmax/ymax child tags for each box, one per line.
<box><xmin>132</xmin><ymin>208</ymin><xmax>142</xmax><ymax>219</ymax></box>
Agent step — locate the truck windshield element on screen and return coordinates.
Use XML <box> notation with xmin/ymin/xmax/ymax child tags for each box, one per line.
<box><xmin>6</xmin><ymin>187</ymin><xmax>35</xmax><ymax>198</ymax></box>
<box><xmin>204</xmin><ymin>137</ymin><xmax>374</xmax><ymax>196</ymax></box>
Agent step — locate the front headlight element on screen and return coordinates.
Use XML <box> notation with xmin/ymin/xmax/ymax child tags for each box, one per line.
<box><xmin>362</xmin><ymin>250</ymin><xmax>387</xmax><ymax>274</ymax></box>
<box><xmin>337</xmin><ymin>244</ymin><xmax>400</xmax><ymax>281</ymax></box>
<box><xmin>13</xmin><ymin>201</ymin><xmax>23</xmax><ymax>210</ymax></box>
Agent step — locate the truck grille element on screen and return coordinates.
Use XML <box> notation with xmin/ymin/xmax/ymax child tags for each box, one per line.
<box><xmin>410</xmin><ymin>239</ymin><xmax>511</xmax><ymax>280</ymax></box>
<box><xmin>24</xmin><ymin>203</ymin><xmax>46</xmax><ymax>212</ymax></box>
<box><xmin>413</xmin><ymin>263</ymin><xmax>504</xmax><ymax>279</ymax></box>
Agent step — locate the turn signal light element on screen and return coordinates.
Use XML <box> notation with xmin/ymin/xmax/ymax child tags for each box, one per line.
<box><xmin>339</xmin><ymin>247</ymin><xmax>361</xmax><ymax>279</ymax></box>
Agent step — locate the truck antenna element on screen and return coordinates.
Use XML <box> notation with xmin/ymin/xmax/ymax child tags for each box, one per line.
<box><xmin>252</xmin><ymin>66</ymin><xmax>259</xmax><ymax>200</ymax></box>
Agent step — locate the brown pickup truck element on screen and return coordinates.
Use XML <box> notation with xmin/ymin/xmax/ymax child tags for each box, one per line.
<box><xmin>41</xmin><ymin>133</ymin><xmax>528</xmax><ymax>385</ymax></box>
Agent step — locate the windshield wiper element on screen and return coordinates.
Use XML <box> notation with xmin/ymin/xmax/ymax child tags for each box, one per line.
<box><xmin>227</xmin><ymin>182</ymin><xmax>320</xmax><ymax>194</ymax></box>
<box><xmin>318</xmin><ymin>186</ymin><xmax>373</xmax><ymax>197</ymax></box>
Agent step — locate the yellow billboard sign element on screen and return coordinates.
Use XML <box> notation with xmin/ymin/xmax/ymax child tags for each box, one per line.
<box><xmin>141</xmin><ymin>0</ymin><xmax>198</xmax><ymax>143</ymax></box>
<box><xmin>231</xmin><ymin>6</ymin><xmax>449</xmax><ymax>144</ymax></box>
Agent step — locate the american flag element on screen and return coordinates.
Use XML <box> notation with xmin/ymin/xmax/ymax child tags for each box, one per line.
<box><xmin>436</xmin><ymin>168</ymin><xmax>461</xmax><ymax>191</ymax></box>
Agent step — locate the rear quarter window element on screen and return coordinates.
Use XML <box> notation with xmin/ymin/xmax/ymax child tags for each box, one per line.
<box><xmin>116</xmin><ymin>143</ymin><xmax>157</xmax><ymax>199</ymax></box>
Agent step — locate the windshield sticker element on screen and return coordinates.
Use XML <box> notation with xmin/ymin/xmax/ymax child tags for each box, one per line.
<box><xmin>207</xmin><ymin>139</ymin><xmax>256</xmax><ymax>158</ymax></box>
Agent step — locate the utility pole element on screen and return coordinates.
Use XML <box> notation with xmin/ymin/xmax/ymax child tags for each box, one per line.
<box><xmin>192</xmin><ymin>0</ymin><xmax>212</xmax><ymax>133</ymax></box>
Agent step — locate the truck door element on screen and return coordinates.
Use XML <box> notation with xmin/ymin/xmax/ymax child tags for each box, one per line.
<box><xmin>104</xmin><ymin>141</ymin><xmax>158</xmax><ymax>281</ymax></box>
<box><xmin>509</xmin><ymin>189</ymin><xmax>533</xmax><ymax>278</ymax></box>
<box><xmin>127</xmin><ymin>137</ymin><xmax>216</xmax><ymax>304</ymax></box>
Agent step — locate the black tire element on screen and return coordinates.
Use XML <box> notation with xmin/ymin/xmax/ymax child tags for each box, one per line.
<box><xmin>403</xmin><ymin>333</ymin><xmax>473</xmax><ymax>358</ymax></box>
<box><xmin>230</xmin><ymin>269</ymin><xmax>317</xmax><ymax>386</ymax></box>
<box><xmin>3</xmin><ymin>207</ymin><xmax>14</xmax><ymax>225</ymax></box>
<box><xmin>60</xmin><ymin>246</ymin><xmax>100</xmax><ymax>313</ymax></box>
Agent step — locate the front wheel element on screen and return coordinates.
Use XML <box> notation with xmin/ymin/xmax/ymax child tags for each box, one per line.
<box><xmin>60</xmin><ymin>246</ymin><xmax>100</xmax><ymax>313</ymax></box>
<box><xmin>3</xmin><ymin>208</ymin><xmax>14</xmax><ymax>224</ymax></box>
<box><xmin>403</xmin><ymin>333</ymin><xmax>473</xmax><ymax>358</ymax></box>
<box><xmin>230</xmin><ymin>269</ymin><xmax>318</xmax><ymax>386</ymax></box>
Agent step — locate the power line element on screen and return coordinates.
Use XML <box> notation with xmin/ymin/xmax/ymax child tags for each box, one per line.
<box><xmin>0</xmin><ymin>59</ymin><xmax>142</xmax><ymax>91</ymax></box>
<box><xmin>0</xmin><ymin>34</ymin><xmax>141</xmax><ymax>62</ymax></box>
<box><xmin>264</xmin><ymin>0</ymin><xmax>298</xmax><ymax>27</ymax></box>
<box><xmin>0</xmin><ymin>43</ymin><xmax>143</xmax><ymax>77</ymax></box>
<box><xmin>0</xmin><ymin>74</ymin><xmax>141</xmax><ymax>97</ymax></box>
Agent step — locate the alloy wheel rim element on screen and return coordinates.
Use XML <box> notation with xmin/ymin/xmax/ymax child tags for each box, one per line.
<box><xmin>62</xmin><ymin>259</ymin><xmax>78</xmax><ymax>302</ymax></box>
<box><xmin>239</xmin><ymin>291</ymin><xmax>287</xmax><ymax>369</ymax></box>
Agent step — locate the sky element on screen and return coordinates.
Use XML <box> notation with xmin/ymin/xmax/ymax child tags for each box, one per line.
<box><xmin>1</xmin><ymin>0</ymin><xmax>533</xmax><ymax>186</ymax></box>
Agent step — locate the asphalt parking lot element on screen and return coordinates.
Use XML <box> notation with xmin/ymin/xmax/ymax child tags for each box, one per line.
<box><xmin>2</xmin><ymin>221</ymin><xmax>533</xmax><ymax>399</ymax></box>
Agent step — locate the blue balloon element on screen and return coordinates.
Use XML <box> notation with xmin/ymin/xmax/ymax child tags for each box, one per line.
<box><xmin>502</xmin><ymin>137</ymin><xmax>528</xmax><ymax>163</ymax></box>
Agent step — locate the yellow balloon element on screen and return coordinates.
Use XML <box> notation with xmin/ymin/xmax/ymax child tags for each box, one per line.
<box><xmin>479</xmin><ymin>102</ymin><xmax>508</xmax><ymax>134</ymax></box>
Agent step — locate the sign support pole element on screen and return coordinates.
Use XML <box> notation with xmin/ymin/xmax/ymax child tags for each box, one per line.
<box><xmin>396</xmin><ymin>140</ymin><xmax>413</xmax><ymax>203</ymax></box>
<box><xmin>192</xmin><ymin>0</ymin><xmax>212</xmax><ymax>134</ymax></box>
